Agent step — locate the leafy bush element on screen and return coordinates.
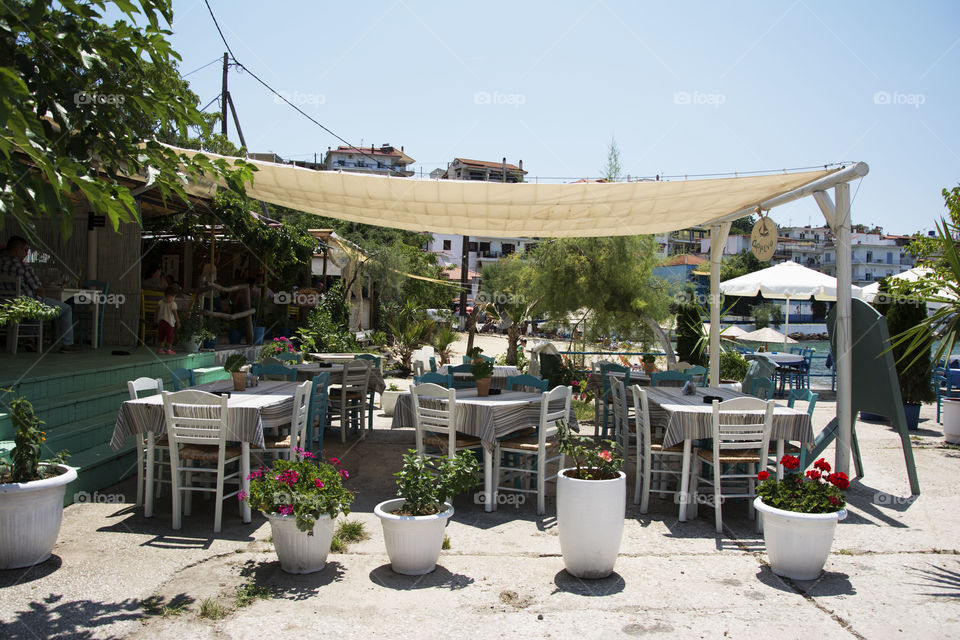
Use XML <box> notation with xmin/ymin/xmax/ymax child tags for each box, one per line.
<box><xmin>719</xmin><ymin>348</ymin><xmax>749</xmax><ymax>382</ymax></box>
<box><xmin>751</xmin><ymin>303</ymin><xmax>783</xmax><ymax>329</ymax></box>
<box><xmin>0</xmin><ymin>296</ymin><xmax>60</xmax><ymax>326</ymax></box>
<box><xmin>882</xmin><ymin>283</ymin><xmax>935</xmax><ymax>404</ymax></box>
<box><xmin>296</xmin><ymin>281</ymin><xmax>359</xmax><ymax>354</ymax></box>
<box><xmin>676</xmin><ymin>298</ymin><xmax>706</xmax><ymax>366</ymax></box>
<box><xmin>257</xmin><ymin>336</ymin><xmax>298</xmax><ymax>362</ymax></box>
<box><xmin>223</xmin><ymin>354</ymin><xmax>248</xmax><ymax>373</ymax></box>
<box><xmin>756</xmin><ymin>456</ymin><xmax>847</xmax><ymax>513</ymax></box>
<box><xmin>393</xmin><ymin>450</ymin><xmax>480</xmax><ymax>516</ymax></box>
<box><xmin>557</xmin><ymin>421</ymin><xmax>622</xmax><ymax>480</ymax></box>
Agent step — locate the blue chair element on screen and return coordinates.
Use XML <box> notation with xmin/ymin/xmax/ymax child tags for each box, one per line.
<box><xmin>276</xmin><ymin>352</ymin><xmax>302</xmax><ymax>364</ymax></box>
<box><xmin>170</xmin><ymin>367</ymin><xmax>195</xmax><ymax>391</ymax></box>
<box><xmin>355</xmin><ymin>354</ymin><xmax>381</xmax><ymax>431</ymax></box>
<box><xmin>650</xmin><ymin>370</ymin><xmax>693</xmax><ymax>387</ymax></box>
<box><xmin>682</xmin><ymin>365</ymin><xmax>708</xmax><ymax>387</ymax></box>
<box><xmin>505</xmin><ymin>374</ymin><xmax>548</xmax><ymax>392</ymax></box>
<box><xmin>462</xmin><ymin>354</ymin><xmax>494</xmax><ymax>364</ymax></box>
<box><xmin>449</xmin><ymin>363</ymin><xmax>475</xmax><ymax>389</ymax></box>
<box><xmin>74</xmin><ymin>279</ymin><xmax>109</xmax><ymax>347</ymax></box>
<box><xmin>788</xmin><ymin>388</ymin><xmax>818</xmax><ymax>417</ymax></box>
<box><xmin>307</xmin><ymin>372</ymin><xmax>330</xmax><ymax>456</ymax></box>
<box><xmin>599</xmin><ymin>363</ymin><xmax>631</xmax><ymax>438</ymax></box>
<box><xmin>252</xmin><ymin>363</ymin><xmax>297</xmax><ymax>381</ymax></box>
<box><xmin>429</xmin><ymin>356</ymin><xmax>438</xmax><ymax>373</ymax></box>
<box><xmin>750</xmin><ymin>377</ymin><xmax>775</xmax><ymax>400</ymax></box>
<box><xmin>415</xmin><ymin>372</ymin><xmax>453</xmax><ymax>387</ymax></box>
<box><xmin>935</xmin><ymin>367</ymin><xmax>960</xmax><ymax>422</ymax></box>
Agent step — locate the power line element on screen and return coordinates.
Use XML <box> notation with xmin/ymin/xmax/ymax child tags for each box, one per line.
<box><xmin>202</xmin><ymin>0</ymin><xmax>405</xmax><ymax>175</ymax></box>
<box><xmin>183</xmin><ymin>57</ymin><xmax>222</xmax><ymax>77</ymax></box>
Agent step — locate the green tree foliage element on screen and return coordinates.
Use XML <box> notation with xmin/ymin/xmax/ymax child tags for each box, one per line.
<box><xmin>907</xmin><ymin>184</ymin><xmax>960</xmax><ymax>277</ymax></box>
<box><xmin>879</xmin><ymin>279</ymin><xmax>935</xmax><ymax>404</ymax></box>
<box><xmin>720</xmin><ymin>250</ymin><xmax>770</xmax><ymax>281</ymax></box>
<box><xmin>481</xmin><ymin>255</ymin><xmax>540</xmax><ymax>365</ymax></box>
<box><xmin>675</xmin><ymin>293</ymin><xmax>706</xmax><ymax>366</ymax></box>
<box><xmin>728</xmin><ymin>215</ymin><xmax>756</xmax><ymax>235</ymax></box>
<box><xmin>751</xmin><ymin>302</ymin><xmax>783</xmax><ymax>329</ymax></box>
<box><xmin>601</xmin><ymin>137</ymin><xmax>622</xmax><ymax>182</ymax></box>
<box><xmin>0</xmin><ymin>0</ymin><xmax>254</xmax><ymax>239</ymax></box>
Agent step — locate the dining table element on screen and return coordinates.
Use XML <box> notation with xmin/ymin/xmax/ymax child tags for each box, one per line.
<box><xmin>391</xmin><ymin>388</ymin><xmax>579</xmax><ymax>512</ymax></box>
<box><xmin>437</xmin><ymin>364</ymin><xmax>520</xmax><ymax>390</ymax></box>
<box><xmin>638</xmin><ymin>385</ymin><xmax>814</xmax><ymax>522</ymax></box>
<box><xmin>746</xmin><ymin>352</ymin><xmax>807</xmax><ymax>396</ymax></box>
<box><xmin>293</xmin><ymin>362</ymin><xmax>387</xmax><ymax>394</ymax></box>
<box><xmin>110</xmin><ymin>379</ymin><xmax>300</xmax><ymax>519</ymax></box>
<box><xmin>47</xmin><ymin>286</ymin><xmax>101</xmax><ymax>349</ymax></box>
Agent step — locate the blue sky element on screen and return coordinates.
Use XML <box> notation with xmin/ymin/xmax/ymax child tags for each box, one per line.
<box><xmin>163</xmin><ymin>0</ymin><xmax>959</xmax><ymax>235</ymax></box>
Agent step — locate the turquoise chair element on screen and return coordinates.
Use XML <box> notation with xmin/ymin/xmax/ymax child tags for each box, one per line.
<box><xmin>683</xmin><ymin>365</ymin><xmax>708</xmax><ymax>387</ymax></box>
<box><xmin>505</xmin><ymin>374</ymin><xmax>548</xmax><ymax>392</ymax></box>
<box><xmin>650</xmin><ymin>370</ymin><xmax>693</xmax><ymax>387</ymax></box>
<box><xmin>750</xmin><ymin>377</ymin><xmax>775</xmax><ymax>400</ymax></box>
<box><xmin>788</xmin><ymin>388</ymin><xmax>818</xmax><ymax>417</ymax></box>
<box><xmin>429</xmin><ymin>356</ymin><xmax>438</xmax><ymax>373</ymax></box>
<box><xmin>415</xmin><ymin>372</ymin><xmax>453</xmax><ymax>387</ymax></box>
<box><xmin>74</xmin><ymin>279</ymin><xmax>109</xmax><ymax>347</ymax></box>
<box><xmin>276</xmin><ymin>352</ymin><xmax>302</xmax><ymax>364</ymax></box>
<box><xmin>462</xmin><ymin>354</ymin><xmax>494</xmax><ymax>364</ymax></box>
<box><xmin>934</xmin><ymin>367</ymin><xmax>959</xmax><ymax>422</ymax></box>
<box><xmin>307</xmin><ymin>372</ymin><xmax>330</xmax><ymax>456</ymax></box>
<box><xmin>600</xmin><ymin>363</ymin><xmax>631</xmax><ymax>438</ymax></box>
<box><xmin>355</xmin><ymin>354</ymin><xmax>381</xmax><ymax>431</ymax></box>
<box><xmin>449</xmin><ymin>363</ymin><xmax>475</xmax><ymax>389</ymax></box>
<box><xmin>252</xmin><ymin>363</ymin><xmax>297</xmax><ymax>381</ymax></box>
<box><xmin>170</xmin><ymin>367</ymin><xmax>195</xmax><ymax>391</ymax></box>
<box><xmin>742</xmin><ymin>356</ymin><xmax>776</xmax><ymax>395</ymax></box>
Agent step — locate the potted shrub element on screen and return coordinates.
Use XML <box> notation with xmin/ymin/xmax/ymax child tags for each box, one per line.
<box><xmin>0</xmin><ymin>393</ymin><xmax>75</xmax><ymax>569</ymax></box>
<box><xmin>374</xmin><ymin>450</ymin><xmax>479</xmax><ymax>575</ymax></box>
<box><xmin>555</xmin><ymin>422</ymin><xmax>626</xmax><ymax>579</ymax></box>
<box><xmin>754</xmin><ymin>455</ymin><xmax>849</xmax><ymax>580</ymax></box>
<box><xmin>256</xmin><ymin>336</ymin><xmax>299</xmax><ymax>362</ymax></box>
<box><xmin>380</xmin><ymin>383</ymin><xmax>402</xmax><ymax>417</ymax></box>
<box><xmin>641</xmin><ymin>354</ymin><xmax>657</xmax><ymax>375</ymax></box>
<box><xmin>201</xmin><ymin>317</ymin><xmax>221</xmax><ymax>349</ymax></box>
<box><xmin>468</xmin><ymin>347</ymin><xmax>495</xmax><ymax>396</ymax></box>
<box><xmin>224</xmin><ymin>353</ymin><xmax>249</xmax><ymax>391</ymax></box>
<box><xmin>176</xmin><ymin>305</ymin><xmax>209</xmax><ymax>354</ymax></box>
<box><xmin>242</xmin><ymin>450</ymin><xmax>353</xmax><ymax>574</ymax></box>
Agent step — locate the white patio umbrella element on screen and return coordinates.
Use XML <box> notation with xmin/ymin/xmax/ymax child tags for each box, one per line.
<box><xmin>720</xmin><ymin>261</ymin><xmax>864</xmax><ymax>346</ymax></box>
<box><xmin>739</xmin><ymin>327</ymin><xmax>798</xmax><ymax>345</ymax></box>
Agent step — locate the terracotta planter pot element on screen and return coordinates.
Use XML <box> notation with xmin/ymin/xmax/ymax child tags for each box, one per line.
<box><xmin>476</xmin><ymin>377</ymin><xmax>492</xmax><ymax>397</ymax></box>
<box><xmin>231</xmin><ymin>371</ymin><xmax>247</xmax><ymax>391</ymax></box>
<box><xmin>642</xmin><ymin>363</ymin><xmax>656</xmax><ymax>375</ymax></box>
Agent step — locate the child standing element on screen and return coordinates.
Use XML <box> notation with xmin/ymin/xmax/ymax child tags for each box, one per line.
<box><xmin>156</xmin><ymin>286</ymin><xmax>180</xmax><ymax>355</ymax></box>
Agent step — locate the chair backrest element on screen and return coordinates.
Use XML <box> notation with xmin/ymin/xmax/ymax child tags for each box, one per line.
<box><xmin>628</xmin><ymin>384</ymin><xmax>653</xmax><ymax>449</ymax></box>
<box><xmin>741</xmin><ymin>356</ymin><xmax>776</xmax><ymax>392</ymax></box>
<box><xmin>536</xmin><ymin>384</ymin><xmax>572</xmax><ymax>448</ymax></box>
<box><xmin>750</xmin><ymin>377</ymin><xmax>775</xmax><ymax>400</ymax></box>
<box><xmin>0</xmin><ymin>275</ymin><xmax>20</xmax><ymax>299</ymax></box>
<box><xmin>682</xmin><ymin>365</ymin><xmax>708</xmax><ymax>387</ymax></box>
<box><xmin>252</xmin><ymin>363</ymin><xmax>297</xmax><ymax>381</ymax></box>
<box><xmin>307</xmin><ymin>372</ymin><xmax>330</xmax><ymax>429</ymax></box>
<box><xmin>415</xmin><ymin>372</ymin><xmax>453</xmax><ymax>387</ymax></box>
<box><xmin>336</xmin><ymin>359</ymin><xmax>372</xmax><ymax>401</ymax></box>
<box><xmin>287</xmin><ymin>380</ymin><xmax>313</xmax><ymax>457</ymax></box>
<box><xmin>411</xmin><ymin>382</ymin><xmax>457</xmax><ymax>456</ymax></box>
<box><xmin>650</xmin><ymin>370</ymin><xmax>693</xmax><ymax>387</ymax></box>
<box><xmin>170</xmin><ymin>367</ymin><xmax>196</xmax><ymax>391</ymax></box>
<box><xmin>128</xmin><ymin>376</ymin><xmax>163</xmax><ymax>400</ymax></box>
<box><xmin>608</xmin><ymin>375</ymin><xmax>630</xmax><ymax>442</ymax></box>
<box><xmin>142</xmin><ymin>289</ymin><xmax>165</xmax><ymax>316</ymax></box>
<box><xmin>505</xmin><ymin>374</ymin><xmax>548</xmax><ymax>392</ymax></box>
<box><xmin>711</xmin><ymin>397</ymin><xmax>775</xmax><ymax>461</ymax></box>
<box><xmin>413</xmin><ymin>360</ymin><xmax>425</xmax><ymax>377</ymax></box>
<box><xmin>275</xmin><ymin>352</ymin><xmax>302</xmax><ymax>364</ymax></box>
<box><xmin>448</xmin><ymin>363</ymin><xmax>475</xmax><ymax>388</ymax></box>
<box><xmin>463</xmin><ymin>354</ymin><xmax>494</xmax><ymax>364</ymax></box>
<box><xmin>787</xmin><ymin>388</ymin><xmax>818</xmax><ymax>417</ymax></box>
<box><xmin>355</xmin><ymin>353</ymin><xmax>381</xmax><ymax>371</ymax></box>
<box><xmin>161</xmin><ymin>390</ymin><xmax>229</xmax><ymax>449</ymax></box>
<box><xmin>429</xmin><ymin>356</ymin><xmax>438</xmax><ymax>372</ymax></box>
<box><xmin>600</xmin><ymin>363</ymin><xmax>630</xmax><ymax>397</ymax></box>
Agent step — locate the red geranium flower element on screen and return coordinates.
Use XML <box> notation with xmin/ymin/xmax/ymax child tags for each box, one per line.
<box><xmin>598</xmin><ymin>450</ymin><xmax>613</xmax><ymax>462</ymax></box>
<box><xmin>757</xmin><ymin>470</ymin><xmax>770</xmax><ymax>481</ymax></box>
<box><xmin>828</xmin><ymin>495</ymin><xmax>842</xmax><ymax>507</ymax></box>
<box><xmin>780</xmin><ymin>455</ymin><xmax>800</xmax><ymax>470</ymax></box>
<box><xmin>814</xmin><ymin>458</ymin><xmax>831</xmax><ymax>473</ymax></box>
<box><xmin>828</xmin><ymin>472</ymin><xmax>850</xmax><ymax>490</ymax></box>
<box><xmin>806</xmin><ymin>469</ymin><xmax>821</xmax><ymax>480</ymax></box>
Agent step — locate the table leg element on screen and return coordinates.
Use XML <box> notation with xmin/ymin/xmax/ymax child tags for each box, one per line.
<box><xmin>241</xmin><ymin>442</ymin><xmax>251</xmax><ymax>523</ymax></box>
<box><xmin>678</xmin><ymin>439</ymin><xmax>692</xmax><ymax>522</ymax></box>
<box><xmin>484</xmin><ymin>446</ymin><xmax>493</xmax><ymax>513</ymax></box>
<box><xmin>145</xmin><ymin>432</ymin><xmax>156</xmax><ymax>518</ymax></box>
<box><xmin>92</xmin><ymin>300</ymin><xmax>99</xmax><ymax>349</ymax></box>
<box><xmin>776</xmin><ymin>440</ymin><xmax>785</xmax><ymax>480</ymax></box>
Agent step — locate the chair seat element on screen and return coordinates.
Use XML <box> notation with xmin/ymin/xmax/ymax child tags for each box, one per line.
<box><xmin>424</xmin><ymin>433</ymin><xmax>482</xmax><ymax>450</ymax></box>
<box><xmin>263</xmin><ymin>435</ymin><xmax>291</xmax><ymax>449</ymax></box>
<box><xmin>499</xmin><ymin>436</ymin><xmax>559</xmax><ymax>452</ymax></box>
<box><xmin>177</xmin><ymin>444</ymin><xmax>242</xmax><ymax>462</ymax></box>
<box><xmin>650</xmin><ymin>442</ymin><xmax>685</xmax><ymax>453</ymax></box>
<box><xmin>696</xmin><ymin>448</ymin><xmax>763</xmax><ymax>464</ymax></box>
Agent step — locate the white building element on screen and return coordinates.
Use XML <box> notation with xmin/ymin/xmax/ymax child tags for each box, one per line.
<box><xmin>821</xmin><ymin>232</ymin><xmax>909</xmax><ymax>285</ymax></box>
<box><xmin>322</xmin><ymin>144</ymin><xmax>414</xmax><ymax>176</ymax></box>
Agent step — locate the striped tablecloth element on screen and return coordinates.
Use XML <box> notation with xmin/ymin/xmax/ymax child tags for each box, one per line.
<box><xmin>641</xmin><ymin>386</ymin><xmax>814</xmax><ymax>449</ymax></box>
<box><xmin>110</xmin><ymin>380</ymin><xmax>299</xmax><ymax>451</ymax></box>
<box><xmin>294</xmin><ymin>363</ymin><xmax>387</xmax><ymax>394</ymax></box>
<box><xmin>392</xmin><ymin>388</ymin><xmax>579</xmax><ymax>450</ymax></box>
<box><xmin>438</xmin><ymin>365</ymin><xmax>520</xmax><ymax>390</ymax></box>
<box><xmin>584</xmin><ymin>368</ymin><xmax>651</xmax><ymax>394</ymax></box>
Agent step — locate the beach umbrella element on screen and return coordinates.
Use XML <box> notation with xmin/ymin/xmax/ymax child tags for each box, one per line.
<box><xmin>740</xmin><ymin>327</ymin><xmax>798</xmax><ymax>345</ymax></box>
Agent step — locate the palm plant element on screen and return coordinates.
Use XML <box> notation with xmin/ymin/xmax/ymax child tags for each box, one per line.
<box><xmin>431</xmin><ymin>325</ymin><xmax>458</xmax><ymax>364</ymax></box>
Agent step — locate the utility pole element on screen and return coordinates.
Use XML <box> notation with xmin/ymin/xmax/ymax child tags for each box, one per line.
<box><xmin>221</xmin><ymin>52</ymin><xmax>229</xmax><ymax>136</ymax></box>
<box><xmin>459</xmin><ymin>235</ymin><xmax>469</xmax><ymax>329</ymax></box>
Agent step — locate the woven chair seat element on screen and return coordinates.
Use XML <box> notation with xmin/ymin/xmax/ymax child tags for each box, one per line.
<box><xmin>498</xmin><ymin>436</ymin><xmax>559</xmax><ymax>452</ymax></box>
<box><xmin>696</xmin><ymin>448</ymin><xmax>763</xmax><ymax>464</ymax></box>
<box><xmin>650</xmin><ymin>442</ymin><xmax>685</xmax><ymax>453</ymax></box>
<box><xmin>177</xmin><ymin>444</ymin><xmax>241</xmax><ymax>462</ymax></box>
<box><xmin>424</xmin><ymin>433</ymin><xmax>482</xmax><ymax>450</ymax></box>
<box><xmin>263</xmin><ymin>435</ymin><xmax>291</xmax><ymax>449</ymax></box>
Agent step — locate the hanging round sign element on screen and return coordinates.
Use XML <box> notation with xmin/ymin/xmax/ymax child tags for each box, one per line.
<box><xmin>750</xmin><ymin>215</ymin><xmax>778</xmax><ymax>261</ymax></box>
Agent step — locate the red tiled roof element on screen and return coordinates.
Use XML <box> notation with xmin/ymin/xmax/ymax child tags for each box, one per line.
<box><xmin>442</xmin><ymin>266</ymin><xmax>482</xmax><ymax>280</ymax></box>
<box><xmin>333</xmin><ymin>145</ymin><xmax>402</xmax><ymax>157</ymax></box>
<box><xmin>453</xmin><ymin>158</ymin><xmax>527</xmax><ymax>173</ymax></box>
<box><xmin>662</xmin><ymin>254</ymin><xmax>707</xmax><ymax>266</ymax></box>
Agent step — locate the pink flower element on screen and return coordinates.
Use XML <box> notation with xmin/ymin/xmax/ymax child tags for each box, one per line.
<box><xmin>247</xmin><ymin>469</ymin><xmax>263</xmax><ymax>481</ymax></box>
<box><xmin>314</xmin><ymin>478</ymin><xmax>324</xmax><ymax>489</ymax></box>
<box><xmin>278</xmin><ymin>504</ymin><xmax>293</xmax><ymax>515</ymax></box>
<box><xmin>237</xmin><ymin>490</ymin><xmax>248</xmax><ymax>501</ymax></box>
<box><xmin>598</xmin><ymin>450</ymin><xmax>612</xmax><ymax>462</ymax></box>
<box><xmin>275</xmin><ymin>470</ymin><xmax>299</xmax><ymax>487</ymax></box>
<box><xmin>328</xmin><ymin>457</ymin><xmax>340</xmax><ymax>466</ymax></box>
<box><xmin>339</xmin><ymin>469</ymin><xmax>350</xmax><ymax>479</ymax></box>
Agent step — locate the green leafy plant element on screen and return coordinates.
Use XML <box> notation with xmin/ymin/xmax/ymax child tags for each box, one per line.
<box><xmin>234</xmin><ymin>580</ymin><xmax>273</xmax><ymax>608</ymax></box>
<box><xmin>675</xmin><ymin>294</ymin><xmax>706</xmax><ymax>366</ymax></box>
<box><xmin>242</xmin><ymin>451</ymin><xmax>354</xmax><ymax>533</ymax></box>
<box><xmin>175</xmin><ymin>304</ymin><xmax>212</xmax><ymax>345</ymax></box>
<box><xmin>1</xmin><ymin>392</ymin><xmax>69</xmax><ymax>483</ymax></box>
<box><xmin>468</xmin><ymin>347</ymin><xmax>494</xmax><ymax>379</ymax></box>
<box><xmin>296</xmin><ymin>282</ymin><xmax>359</xmax><ymax>354</ymax></box>
<box><xmin>393</xmin><ymin>450</ymin><xmax>480</xmax><ymax>516</ymax></box>
<box><xmin>756</xmin><ymin>456</ymin><xmax>848</xmax><ymax>514</ymax></box>
<box><xmin>431</xmin><ymin>324</ymin><xmax>459</xmax><ymax>365</ymax></box>
<box><xmin>879</xmin><ymin>280</ymin><xmax>935</xmax><ymax>404</ymax></box>
<box><xmin>223</xmin><ymin>354</ymin><xmax>248</xmax><ymax>373</ymax></box>
<box><xmin>0</xmin><ymin>297</ymin><xmax>61</xmax><ymax>326</ymax></box>
<box><xmin>719</xmin><ymin>348</ymin><xmax>749</xmax><ymax>382</ymax></box>
<box><xmin>556</xmin><ymin>421</ymin><xmax>622</xmax><ymax>480</ymax></box>
<box><xmin>256</xmin><ymin>336</ymin><xmax>298</xmax><ymax>362</ymax></box>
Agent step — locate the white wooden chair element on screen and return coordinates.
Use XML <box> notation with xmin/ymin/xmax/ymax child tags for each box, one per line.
<box><xmin>262</xmin><ymin>380</ymin><xmax>312</xmax><ymax>461</ymax></box>
<box><xmin>493</xmin><ymin>385</ymin><xmax>571</xmax><ymax>514</ymax></box>
<box><xmin>411</xmin><ymin>383</ymin><xmax>482</xmax><ymax>459</ymax></box>
<box><xmin>328</xmin><ymin>359</ymin><xmax>372</xmax><ymax>442</ymax></box>
<box><xmin>413</xmin><ymin>360</ymin><xmax>425</xmax><ymax>377</ymax></box>
<box><xmin>127</xmin><ymin>377</ymin><xmax>166</xmax><ymax>508</ymax></box>
<box><xmin>162</xmin><ymin>390</ymin><xmax>250</xmax><ymax>533</ymax></box>
<box><xmin>693</xmin><ymin>397</ymin><xmax>775</xmax><ymax>534</ymax></box>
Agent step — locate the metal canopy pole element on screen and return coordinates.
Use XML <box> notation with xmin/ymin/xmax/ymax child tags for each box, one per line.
<box><xmin>709</xmin><ymin>222</ymin><xmax>731</xmax><ymax>386</ymax></box>
<box><xmin>833</xmin><ymin>182</ymin><xmax>853</xmax><ymax>477</ymax></box>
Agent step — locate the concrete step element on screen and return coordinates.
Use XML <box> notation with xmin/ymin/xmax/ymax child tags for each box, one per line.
<box><xmin>63</xmin><ymin>440</ymin><xmax>137</xmax><ymax>505</ymax></box>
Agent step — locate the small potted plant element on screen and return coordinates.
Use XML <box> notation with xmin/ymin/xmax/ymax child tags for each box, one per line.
<box><xmin>224</xmin><ymin>353</ymin><xmax>249</xmax><ymax>391</ymax></box>
<box><xmin>242</xmin><ymin>450</ymin><xmax>353</xmax><ymax>574</ymax></box>
<box><xmin>374</xmin><ymin>450</ymin><xmax>479</xmax><ymax>575</ymax></box>
<box><xmin>176</xmin><ymin>305</ymin><xmax>208</xmax><ymax>354</ymax></box>
<box><xmin>555</xmin><ymin>422</ymin><xmax>625</xmax><ymax>579</ymax></box>
<box><xmin>641</xmin><ymin>354</ymin><xmax>657</xmax><ymax>375</ymax></box>
<box><xmin>754</xmin><ymin>456</ymin><xmax>849</xmax><ymax>580</ymax></box>
<box><xmin>468</xmin><ymin>346</ymin><xmax>495</xmax><ymax>396</ymax></box>
<box><xmin>256</xmin><ymin>336</ymin><xmax>299</xmax><ymax>362</ymax></box>
<box><xmin>380</xmin><ymin>383</ymin><xmax>402</xmax><ymax>417</ymax></box>
<box><xmin>0</xmin><ymin>393</ymin><xmax>75</xmax><ymax>569</ymax></box>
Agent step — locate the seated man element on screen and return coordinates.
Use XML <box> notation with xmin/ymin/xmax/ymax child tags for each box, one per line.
<box><xmin>0</xmin><ymin>236</ymin><xmax>79</xmax><ymax>352</ymax></box>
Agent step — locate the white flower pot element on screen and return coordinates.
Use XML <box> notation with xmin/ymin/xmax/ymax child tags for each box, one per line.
<box><xmin>374</xmin><ymin>498</ymin><xmax>453</xmax><ymax>575</ymax></box>
<box><xmin>942</xmin><ymin>398</ymin><xmax>960</xmax><ymax>444</ymax></box>
<box><xmin>754</xmin><ymin>497</ymin><xmax>846</xmax><ymax>580</ymax></box>
<box><xmin>0</xmin><ymin>464</ymin><xmax>77</xmax><ymax>569</ymax></box>
<box><xmin>380</xmin><ymin>391</ymin><xmax>401</xmax><ymax>417</ymax></box>
<box><xmin>556</xmin><ymin>468</ymin><xmax>626</xmax><ymax>579</ymax></box>
<box><xmin>264</xmin><ymin>512</ymin><xmax>335</xmax><ymax>574</ymax></box>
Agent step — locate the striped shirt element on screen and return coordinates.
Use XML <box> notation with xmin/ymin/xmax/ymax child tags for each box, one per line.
<box><xmin>0</xmin><ymin>254</ymin><xmax>42</xmax><ymax>299</ymax></box>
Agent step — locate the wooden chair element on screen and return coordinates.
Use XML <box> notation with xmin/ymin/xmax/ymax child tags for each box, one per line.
<box><xmin>74</xmin><ymin>279</ymin><xmax>108</xmax><ymax>348</ymax></box>
<box><xmin>505</xmin><ymin>374</ymin><xmax>548</xmax><ymax>392</ymax></box>
<box><xmin>0</xmin><ymin>275</ymin><xmax>43</xmax><ymax>354</ymax></box>
<box><xmin>251</xmin><ymin>363</ymin><xmax>297</xmax><ymax>381</ymax></box>
<box><xmin>413</xmin><ymin>360</ymin><xmax>425</xmax><ymax>377</ymax></box>
<box><xmin>448</xmin><ymin>363</ymin><xmax>475</xmax><ymax>389</ymax></box>
<box><xmin>750</xmin><ymin>377</ymin><xmax>775</xmax><ymax>400</ymax></box>
<box><xmin>682</xmin><ymin>365</ymin><xmax>708</xmax><ymax>387</ymax></box>
<box><xmin>170</xmin><ymin>367</ymin><xmax>196</xmax><ymax>391</ymax></box>
<box><xmin>127</xmin><ymin>377</ymin><xmax>166</xmax><ymax>508</ymax></box>
<box><xmin>328</xmin><ymin>359</ymin><xmax>372</xmax><ymax>442</ymax></box>
<box><xmin>598</xmin><ymin>362</ymin><xmax>630</xmax><ymax>438</ymax></box>
<box><xmin>650</xmin><ymin>370</ymin><xmax>693</xmax><ymax>387</ymax></box>
<box><xmin>415</xmin><ymin>372</ymin><xmax>453</xmax><ymax>387</ymax></box>
<box><xmin>354</xmin><ymin>354</ymin><xmax>380</xmax><ymax>431</ymax></box>
<box><xmin>275</xmin><ymin>352</ymin><xmax>302</xmax><ymax>364</ymax></box>
<box><xmin>307</xmin><ymin>372</ymin><xmax>330</xmax><ymax>456</ymax></box>
<box><xmin>139</xmin><ymin>289</ymin><xmax>165</xmax><ymax>346</ymax></box>
<box><xmin>493</xmin><ymin>385</ymin><xmax>571</xmax><ymax>514</ymax></box>
<box><xmin>429</xmin><ymin>356</ymin><xmax>438</xmax><ymax>372</ymax></box>
<box><xmin>262</xmin><ymin>380</ymin><xmax>312</xmax><ymax>461</ymax></box>
<box><xmin>162</xmin><ymin>390</ymin><xmax>251</xmax><ymax>532</ymax></box>
<box><xmin>693</xmin><ymin>397</ymin><xmax>775</xmax><ymax>534</ymax></box>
